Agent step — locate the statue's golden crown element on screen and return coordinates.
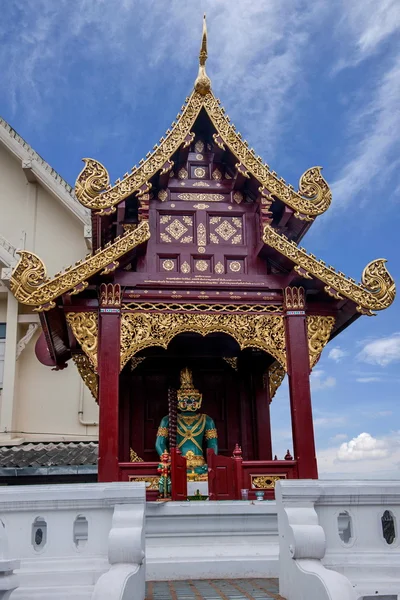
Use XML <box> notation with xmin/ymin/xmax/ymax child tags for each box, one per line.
<box><xmin>177</xmin><ymin>367</ymin><xmax>202</xmax><ymax>401</ymax></box>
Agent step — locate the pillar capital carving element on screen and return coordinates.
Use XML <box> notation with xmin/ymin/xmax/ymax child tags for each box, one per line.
<box><xmin>284</xmin><ymin>286</ymin><xmax>305</xmax><ymax>313</ymax></box>
<box><xmin>99</xmin><ymin>283</ymin><xmax>121</xmax><ymax>308</ymax></box>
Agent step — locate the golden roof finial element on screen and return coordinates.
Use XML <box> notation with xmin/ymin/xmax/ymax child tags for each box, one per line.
<box><xmin>194</xmin><ymin>14</ymin><xmax>211</xmax><ymax>95</ymax></box>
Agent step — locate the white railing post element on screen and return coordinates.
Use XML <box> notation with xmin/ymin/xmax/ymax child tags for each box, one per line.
<box><xmin>0</xmin><ymin>520</ymin><xmax>19</xmax><ymax>599</ymax></box>
<box><xmin>91</xmin><ymin>503</ymin><xmax>146</xmax><ymax>600</ymax></box>
<box><xmin>276</xmin><ymin>481</ymin><xmax>356</xmax><ymax>600</ymax></box>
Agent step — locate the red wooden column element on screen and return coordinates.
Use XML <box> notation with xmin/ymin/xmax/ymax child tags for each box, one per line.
<box><xmin>98</xmin><ymin>283</ymin><xmax>121</xmax><ymax>482</ymax></box>
<box><xmin>254</xmin><ymin>372</ymin><xmax>273</xmax><ymax>460</ymax></box>
<box><xmin>284</xmin><ymin>287</ymin><xmax>318</xmax><ymax>479</ymax></box>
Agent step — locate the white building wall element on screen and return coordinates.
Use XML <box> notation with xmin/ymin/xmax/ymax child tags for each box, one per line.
<box><xmin>0</xmin><ymin>132</ymin><xmax>98</xmax><ymax>444</ymax></box>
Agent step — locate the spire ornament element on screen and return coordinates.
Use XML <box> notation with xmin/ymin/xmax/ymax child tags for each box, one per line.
<box><xmin>194</xmin><ymin>14</ymin><xmax>211</xmax><ymax>95</ymax></box>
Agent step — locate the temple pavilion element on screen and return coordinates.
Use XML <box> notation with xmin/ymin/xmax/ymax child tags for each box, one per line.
<box><xmin>10</xmin><ymin>17</ymin><xmax>395</xmax><ymax>499</ymax></box>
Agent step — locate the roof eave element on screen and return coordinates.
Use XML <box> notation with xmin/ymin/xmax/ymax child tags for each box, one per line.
<box><xmin>0</xmin><ymin>118</ymin><xmax>90</xmax><ymax>227</ymax></box>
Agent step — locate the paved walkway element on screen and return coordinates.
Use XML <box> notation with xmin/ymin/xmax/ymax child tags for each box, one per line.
<box><xmin>146</xmin><ymin>579</ymin><xmax>284</xmax><ymax>599</ymax></box>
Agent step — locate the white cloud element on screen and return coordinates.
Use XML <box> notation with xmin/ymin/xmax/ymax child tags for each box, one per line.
<box><xmin>317</xmin><ymin>430</ymin><xmax>400</xmax><ymax>478</ymax></box>
<box><xmin>337</xmin><ymin>432</ymin><xmax>389</xmax><ymax>461</ymax></box>
<box><xmin>331</xmin><ymin>56</ymin><xmax>400</xmax><ymax>208</ymax></box>
<box><xmin>358</xmin><ymin>333</ymin><xmax>400</xmax><ymax>366</ymax></box>
<box><xmin>311</xmin><ymin>369</ymin><xmax>336</xmax><ymax>391</ymax></box>
<box><xmin>330</xmin><ymin>433</ymin><xmax>348</xmax><ymax>442</ymax></box>
<box><xmin>328</xmin><ymin>347</ymin><xmax>347</xmax><ymax>362</ymax></box>
<box><xmin>356</xmin><ymin>377</ymin><xmax>381</xmax><ymax>383</ymax></box>
<box><xmin>314</xmin><ymin>416</ymin><xmax>346</xmax><ymax>428</ymax></box>
<box><xmin>335</xmin><ymin>0</ymin><xmax>400</xmax><ymax>69</ymax></box>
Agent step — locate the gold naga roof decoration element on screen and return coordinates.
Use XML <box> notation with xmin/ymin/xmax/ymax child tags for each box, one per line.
<box><xmin>263</xmin><ymin>224</ymin><xmax>396</xmax><ymax>314</ymax></box>
<box><xmin>74</xmin><ymin>17</ymin><xmax>331</xmax><ymax>219</ymax></box>
<box><xmin>10</xmin><ymin>221</ymin><xmax>150</xmax><ymax>312</ymax></box>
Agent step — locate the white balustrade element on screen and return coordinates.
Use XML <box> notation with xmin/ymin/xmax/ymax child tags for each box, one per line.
<box><xmin>276</xmin><ymin>480</ymin><xmax>400</xmax><ymax>600</ymax></box>
<box><xmin>0</xmin><ymin>483</ymin><xmax>146</xmax><ymax>600</ymax></box>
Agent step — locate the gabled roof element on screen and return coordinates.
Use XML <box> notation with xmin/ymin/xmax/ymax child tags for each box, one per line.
<box><xmin>8</xmin><ymin>17</ymin><xmax>396</xmax><ymax>318</ymax></box>
<box><xmin>74</xmin><ymin>17</ymin><xmax>331</xmax><ymax>221</ymax></box>
<box><xmin>0</xmin><ymin>117</ymin><xmax>90</xmax><ymax>226</ymax></box>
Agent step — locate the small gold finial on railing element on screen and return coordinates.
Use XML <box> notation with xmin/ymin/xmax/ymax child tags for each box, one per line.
<box><xmin>194</xmin><ymin>14</ymin><xmax>211</xmax><ymax>95</ymax></box>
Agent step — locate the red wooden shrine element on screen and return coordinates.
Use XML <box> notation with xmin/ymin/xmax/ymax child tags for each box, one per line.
<box><xmin>10</xmin><ymin>17</ymin><xmax>395</xmax><ymax>500</ymax></box>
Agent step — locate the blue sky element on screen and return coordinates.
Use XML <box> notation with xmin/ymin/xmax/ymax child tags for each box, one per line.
<box><xmin>1</xmin><ymin>0</ymin><xmax>399</xmax><ymax>477</ymax></box>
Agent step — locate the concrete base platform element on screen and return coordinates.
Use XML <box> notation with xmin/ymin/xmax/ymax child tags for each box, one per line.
<box><xmin>146</xmin><ymin>501</ymin><xmax>279</xmax><ymax>581</ymax></box>
<box><xmin>146</xmin><ymin>579</ymin><xmax>284</xmax><ymax>599</ymax></box>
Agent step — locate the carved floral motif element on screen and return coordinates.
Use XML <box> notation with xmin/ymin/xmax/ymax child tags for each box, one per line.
<box><xmin>72</xmin><ymin>353</ymin><xmax>98</xmax><ymax>400</ymax></box>
<box><xmin>307</xmin><ymin>316</ymin><xmax>335</xmax><ymax>368</ymax></box>
<box><xmin>67</xmin><ymin>313</ymin><xmax>98</xmax><ymax>370</ymax></box>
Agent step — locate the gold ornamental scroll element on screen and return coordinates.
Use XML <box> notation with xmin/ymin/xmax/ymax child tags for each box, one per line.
<box><xmin>72</xmin><ymin>353</ymin><xmax>98</xmax><ymax>400</ymax></box>
<box><xmin>10</xmin><ymin>221</ymin><xmax>150</xmax><ymax>312</ymax></box>
<box><xmin>66</xmin><ymin>312</ymin><xmax>98</xmax><ymax>370</ymax></box>
<box><xmin>263</xmin><ymin>224</ymin><xmax>396</xmax><ymax>315</ymax></box>
<box><xmin>268</xmin><ymin>315</ymin><xmax>335</xmax><ymax>400</ymax></box>
<box><xmin>307</xmin><ymin>315</ymin><xmax>335</xmax><ymax>368</ymax></box>
<box><xmin>120</xmin><ymin>311</ymin><xmax>287</xmax><ymax>371</ymax></box>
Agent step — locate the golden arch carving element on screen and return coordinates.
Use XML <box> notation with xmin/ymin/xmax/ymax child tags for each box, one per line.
<box><xmin>66</xmin><ymin>310</ymin><xmax>336</xmax><ymax>399</ymax></box>
<box><xmin>120</xmin><ymin>312</ymin><xmax>287</xmax><ymax>371</ymax></box>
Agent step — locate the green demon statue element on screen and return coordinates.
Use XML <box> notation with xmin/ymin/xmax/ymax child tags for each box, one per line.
<box><xmin>155</xmin><ymin>367</ymin><xmax>218</xmax><ymax>475</ymax></box>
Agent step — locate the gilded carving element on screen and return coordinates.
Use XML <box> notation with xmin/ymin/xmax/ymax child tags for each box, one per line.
<box><xmin>251</xmin><ymin>474</ymin><xmax>286</xmax><ymax>489</ymax></box>
<box><xmin>284</xmin><ymin>286</ymin><xmax>305</xmax><ymax>311</ymax></box>
<box><xmin>100</xmin><ymin>283</ymin><xmax>121</xmax><ymax>307</ymax></box>
<box><xmin>123</xmin><ymin>302</ymin><xmax>283</xmax><ymax>313</ymax></box>
<box><xmin>158</xmin><ymin>190</ymin><xmax>168</xmax><ymax>202</ymax></box>
<box><xmin>233</xmin><ymin>191</ymin><xmax>243</xmax><ymax>204</ymax></box>
<box><xmin>177</xmin><ymin>193</ymin><xmax>224</xmax><ymax>202</ymax></box>
<box><xmin>229</xmin><ymin>261</ymin><xmax>241</xmax><ymax>272</ymax></box>
<box><xmin>129</xmin><ymin>449</ymin><xmax>144</xmax><ymax>462</ymax></box>
<box><xmin>128</xmin><ymin>476</ymin><xmax>159</xmax><ymax>489</ymax></box>
<box><xmin>162</xmin><ymin>259</ymin><xmax>175</xmax><ymax>271</ymax></box>
<box><xmin>197</xmin><ymin>223</ymin><xmax>207</xmax><ymax>246</ymax></box>
<box><xmin>193</xmin><ymin>203</ymin><xmax>209</xmax><ymax>209</ymax></box>
<box><xmin>11</xmin><ymin>221</ymin><xmax>150</xmax><ymax>311</ymax></box>
<box><xmin>178</xmin><ymin>167</ymin><xmax>188</xmax><ymax>179</ymax></box>
<box><xmin>166</xmin><ymin>218</ymin><xmax>191</xmax><ymax>240</ymax></box>
<box><xmin>181</xmin><ymin>261</ymin><xmax>191</xmax><ymax>274</ymax></box>
<box><xmin>268</xmin><ymin>361</ymin><xmax>286</xmax><ymax>400</ymax></box>
<box><xmin>212</xmin><ymin>168</ymin><xmax>222</xmax><ymax>180</ymax></box>
<box><xmin>194</xmin><ymin>15</ymin><xmax>211</xmax><ymax>95</ymax></box>
<box><xmin>214</xmin><ymin>262</ymin><xmax>224</xmax><ymax>274</ymax></box>
<box><xmin>307</xmin><ymin>315</ymin><xmax>335</xmax><ymax>368</ymax></box>
<box><xmin>216</xmin><ymin>220</ymin><xmax>236</xmax><ymax>241</ymax></box>
<box><xmin>130</xmin><ymin>356</ymin><xmax>146</xmax><ymax>370</ymax></box>
<box><xmin>192</xmin><ymin>181</ymin><xmax>210</xmax><ymax>187</ymax></box>
<box><xmin>195</xmin><ymin>140</ymin><xmax>204</xmax><ymax>153</ymax></box>
<box><xmin>120</xmin><ymin>312</ymin><xmax>286</xmax><ymax>371</ymax></box>
<box><xmin>195</xmin><ymin>260</ymin><xmax>208</xmax><ymax>272</ymax></box>
<box><xmin>72</xmin><ymin>353</ymin><xmax>98</xmax><ymax>400</ymax></box>
<box><xmin>222</xmin><ymin>357</ymin><xmax>238</xmax><ymax>370</ymax></box>
<box><xmin>263</xmin><ymin>224</ymin><xmax>395</xmax><ymax>314</ymax></box>
<box><xmin>194</xmin><ymin>167</ymin><xmax>206</xmax><ymax>178</ymax></box>
<box><xmin>67</xmin><ymin>312</ymin><xmax>98</xmax><ymax>370</ymax></box>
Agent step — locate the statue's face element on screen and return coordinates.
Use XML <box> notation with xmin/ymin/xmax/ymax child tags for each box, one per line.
<box><xmin>177</xmin><ymin>394</ymin><xmax>202</xmax><ymax>412</ymax></box>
